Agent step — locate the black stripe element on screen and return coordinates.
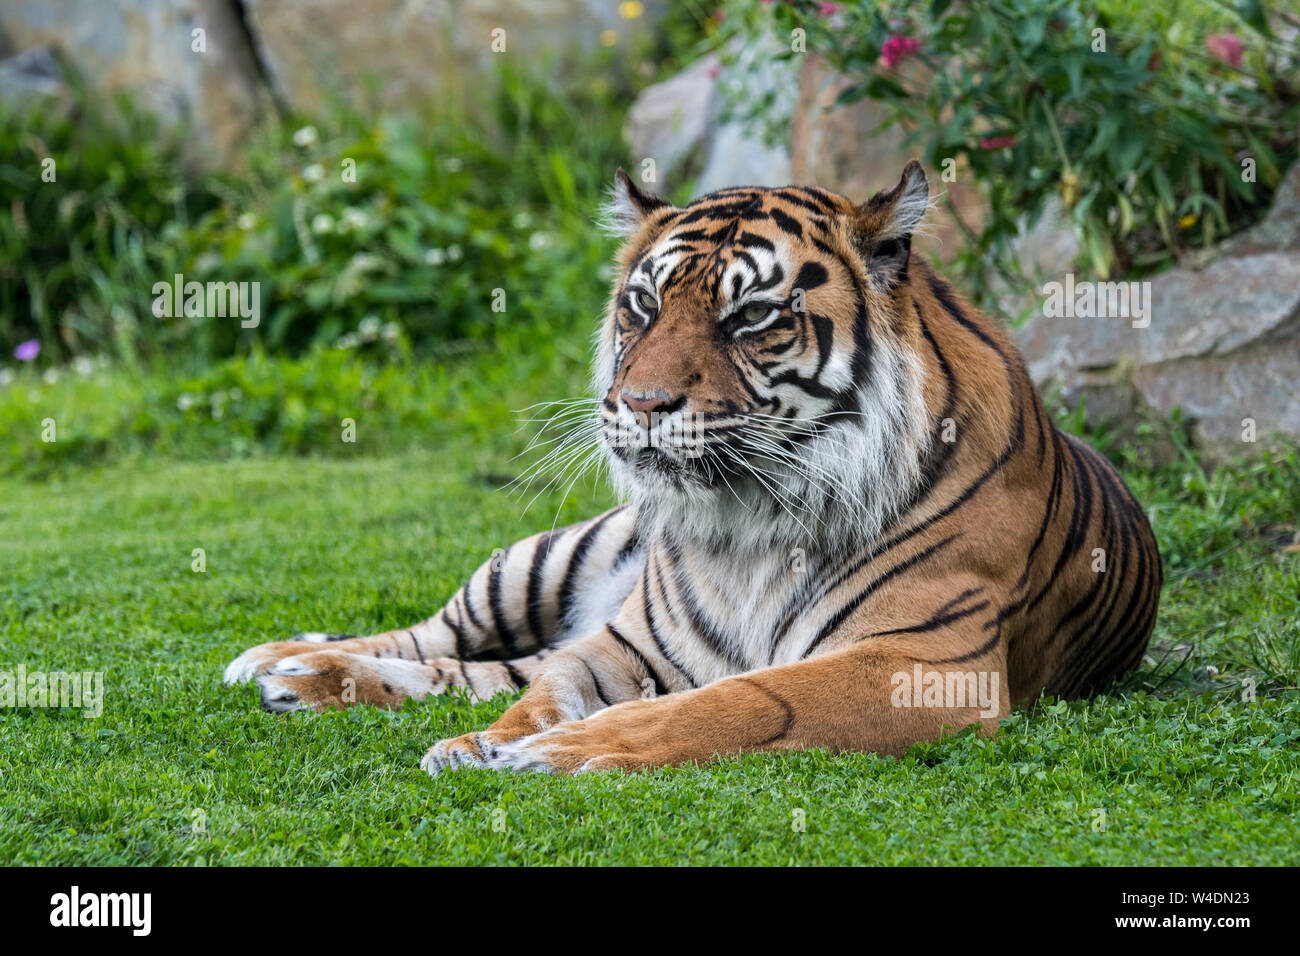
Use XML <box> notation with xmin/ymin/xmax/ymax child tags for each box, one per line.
<box><xmin>583</xmin><ymin>658</ymin><xmax>612</xmax><ymax>707</ymax></box>
<box><xmin>503</xmin><ymin>660</ymin><xmax>529</xmax><ymax>689</ymax></box>
<box><xmin>801</xmin><ymin>534</ymin><xmax>960</xmax><ymax>658</ymax></box>
<box><xmin>606</xmin><ymin>623</ymin><xmax>670</xmax><ymax>697</ymax></box>
<box><xmin>526</xmin><ymin>530</ymin><xmax>560</xmax><ymax>646</ymax></box>
<box><xmin>441</xmin><ymin>607</ymin><xmax>468</xmax><ymax>659</ymax></box>
<box><xmin>557</xmin><ymin>508</ymin><xmax>622</xmax><ymax>626</ymax></box>
<box><xmin>867</xmin><ymin>598</ymin><xmax>991</xmax><ymax>638</ymax></box>
<box><xmin>408</xmin><ymin>629</ymin><xmax>426</xmax><ymax>665</ymax></box>
<box><xmin>642</xmin><ymin>552</ymin><xmax>698</xmax><ymax>686</ymax></box>
<box><xmin>925</xmin><ymin>626</ymin><xmax>1003</xmax><ymax>666</ymax></box>
<box><xmin>487</xmin><ymin>546</ymin><xmax>525</xmax><ymax>655</ymax></box>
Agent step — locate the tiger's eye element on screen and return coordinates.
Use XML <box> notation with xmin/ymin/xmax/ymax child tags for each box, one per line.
<box><xmin>742</xmin><ymin>303</ymin><xmax>771</xmax><ymax>322</ymax></box>
<box><xmin>636</xmin><ymin>291</ymin><xmax>658</xmax><ymax>313</ymax></box>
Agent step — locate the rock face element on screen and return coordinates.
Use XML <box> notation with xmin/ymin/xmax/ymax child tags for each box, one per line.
<box><xmin>0</xmin><ymin>0</ymin><xmax>265</xmax><ymax>164</ymax></box>
<box><xmin>241</xmin><ymin>0</ymin><xmax>664</xmax><ymax>117</ymax></box>
<box><xmin>789</xmin><ymin>55</ymin><xmax>987</xmax><ymax>262</ymax></box>
<box><xmin>1015</xmin><ymin>163</ymin><xmax>1300</xmax><ymax>459</ymax></box>
<box><xmin>0</xmin><ymin>0</ymin><xmax>665</xmax><ymax>166</ymax></box>
<box><xmin>622</xmin><ymin>38</ymin><xmax>794</xmax><ymax>199</ymax></box>
<box><xmin>621</xmin><ymin>52</ymin><xmax>721</xmax><ymax>196</ymax></box>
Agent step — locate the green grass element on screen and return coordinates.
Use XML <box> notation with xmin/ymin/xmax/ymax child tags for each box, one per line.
<box><xmin>1</xmin><ymin>355</ymin><xmax>1298</xmax><ymax>865</ymax></box>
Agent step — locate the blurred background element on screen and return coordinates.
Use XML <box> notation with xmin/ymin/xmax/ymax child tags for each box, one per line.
<box><xmin>1</xmin><ymin>0</ymin><xmax>1298</xmax><ymax>475</ymax></box>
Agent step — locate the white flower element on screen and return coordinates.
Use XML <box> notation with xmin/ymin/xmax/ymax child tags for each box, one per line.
<box><xmin>292</xmin><ymin>125</ymin><xmax>319</xmax><ymax>148</ymax></box>
<box><xmin>302</xmin><ymin>163</ymin><xmax>325</xmax><ymax>183</ymax></box>
<box><xmin>43</xmin><ymin>368</ymin><xmax>59</xmax><ymax>384</ymax></box>
<box><xmin>425</xmin><ymin>248</ymin><xmax>447</xmax><ymax>266</ymax></box>
<box><xmin>442</xmin><ymin>157</ymin><xmax>463</xmax><ymax>173</ymax></box>
<box><xmin>359</xmin><ymin>315</ymin><xmax>381</xmax><ymax>341</ymax></box>
<box><xmin>0</xmin><ymin>368</ymin><xmax>13</xmax><ymax>387</ymax></box>
<box><xmin>177</xmin><ymin>393</ymin><xmax>196</xmax><ymax>412</ymax></box>
<box><xmin>340</xmin><ymin>208</ymin><xmax>368</xmax><ymax>231</ymax></box>
<box><xmin>447</xmin><ymin>243</ymin><xmax>463</xmax><ymax>262</ymax></box>
<box><xmin>529</xmin><ymin>231</ymin><xmax>552</xmax><ymax>251</ymax></box>
<box><xmin>229</xmin><ymin>387</ymin><xmax>242</xmax><ymax>401</ymax></box>
<box><xmin>336</xmin><ymin>333</ymin><xmax>360</xmax><ymax>350</ymax></box>
<box><xmin>311</xmin><ymin>213</ymin><xmax>335</xmax><ymax>234</ymax></box>
<box><xmin>512</xmin><ymin>211</ymin><xmax>533</xmax><ymax>230</ymax></box>
<box><xmin>381</xmin><ymin>322</ymin><xmax>401</xmax><ymax>342</ymax></box>
<box><xmin>237</xmin><ymin>212</ymin><xmax>257</xmax><ymax>231</ymax></box>
<box><xmin>73</xmin><ymin>356</ymin><xmax>93</xmax><ymax>376</ymax></box>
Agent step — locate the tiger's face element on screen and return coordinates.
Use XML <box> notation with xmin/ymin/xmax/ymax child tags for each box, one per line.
<box><xmin>595</xmin><ymin>163</ymin><xmax>934</xmax><ymax>547</ymax></box>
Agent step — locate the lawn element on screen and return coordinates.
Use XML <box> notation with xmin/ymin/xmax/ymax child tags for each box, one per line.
<box><xmin>2</xmin><ymin>362</ymin><xmax>1298</xmax><ymax>865</ymax></box>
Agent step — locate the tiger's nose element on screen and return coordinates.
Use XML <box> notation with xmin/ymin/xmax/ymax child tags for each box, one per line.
<box><xmin>621</xmin><ymin>387</ymin><xmax>680</xmax><ymax>426</ymax></box>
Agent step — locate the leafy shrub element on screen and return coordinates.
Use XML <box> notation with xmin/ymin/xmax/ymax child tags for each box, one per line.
<box><xmin>1</xmin><ymin>64</ymin><xmax>627</xmax><ymax>364</ymax></box>
<box><xmin>0</xmin><ymin>318</ymin><xmax>590</xmax><ymax>478</ymax></box>
<box><xmin>0</xmin><ymin>72</ymin><xmax>216</xmax><ymax>363</ymax></box>
<box><xmin>724</xmin><ymin>0</ymin><xmax>1300</xmax><ymax>301</ymax></box>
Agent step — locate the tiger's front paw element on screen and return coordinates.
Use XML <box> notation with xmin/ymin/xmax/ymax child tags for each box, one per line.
<box><xmin>421</xmin><ymin>732</ymin><xmax>500</xmax><ymax>773</ymax></box>
<box><xmin>421</xmin><ymin>700</ymin><xmax>667</xmax><ymax>776</ymax></box>
<box><xmin>223</xmin><ymin>632</ymin><xmax>355</xmax><ymax>684</ymax></box>
<box><xmin>490</xmin><ymin>700</ymin><xmax>672</xmax><ymax>774</ymax></box>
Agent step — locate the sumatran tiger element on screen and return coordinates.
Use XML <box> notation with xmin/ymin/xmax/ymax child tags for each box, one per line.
<box><xmin>224</xmin><ymin>161</ymin><xmax>1162</xmax><ymax>774</ymax></box>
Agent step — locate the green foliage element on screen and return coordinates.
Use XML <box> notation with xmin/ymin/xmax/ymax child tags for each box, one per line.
<box><xmin>729</xmin><ymin>0</ymin><xmax>1300</xmax><ymax>303</ymax></box>
<box><xmin>0</xmin><ymin>321</ymin><xmax>589</xmax><ymax>478</ymax></box>
<box><xmin>0</xmin><ymin>75</ymin><xmax>217</xmax><ymax>363</ymax></box>
<box><xmin>1</xmin><ymin>65</ymin><xmax>625</xmax><ymax>364</ymax></box>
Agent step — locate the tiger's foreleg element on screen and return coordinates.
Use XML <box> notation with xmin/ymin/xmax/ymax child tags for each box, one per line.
<box><xmin>421</xmin><ymin>616</ymin><xmax>692</xmax><ymax>771</ymax></box>
<box><xmin>424</xmin><ymin>633</ymin><xmax>1007</xmax><ymax>774</ymax></box>
<box><xmin>223</xmin><ymin>506</ymin><xmax>641</xmax><ymax>711</ymax></box>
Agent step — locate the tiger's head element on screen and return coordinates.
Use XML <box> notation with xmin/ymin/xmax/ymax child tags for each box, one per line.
<box><xmin>595</xmin><ymin>162</ymin><xmax>936</xmax><ymax>551</ymax></box>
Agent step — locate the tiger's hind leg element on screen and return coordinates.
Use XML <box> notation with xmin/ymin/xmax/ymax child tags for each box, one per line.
<box><xmin>255</xmin><ymin>648</ymin><xmax>555</xmax><ymax>713</ymax></box>
<box><xmin>223</xmin><ymin>505</ymin><xmax>642</xmax><ymax>708</ymax></box>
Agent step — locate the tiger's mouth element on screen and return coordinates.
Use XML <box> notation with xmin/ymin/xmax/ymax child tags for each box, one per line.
<box><xmin>628</xmin><ymin>446</ymin><xmax>701</xmax><ymax>486</ymax></box>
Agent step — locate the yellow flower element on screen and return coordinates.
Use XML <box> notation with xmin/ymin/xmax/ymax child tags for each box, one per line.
<box><xmin>1059</xmin><ymin>170</ymin><xmax>1079</xmax><ymax>209</ymax></box>
<box><xmin>619</xmin><ymin>1</ymin><xmax>644</xmax><ymax>19</ymax></box>
<box><xmin>600</xmin><ymin>29</ymin><xmax>619</xmax><ymax>46</ymax></box>
<box><xmin>1179</xmin><ymin>214</ymin><xmax>1197</xmax><ymax>229</ymax></box>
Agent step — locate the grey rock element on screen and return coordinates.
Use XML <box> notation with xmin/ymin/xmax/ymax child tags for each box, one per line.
<box><xmin>0</xmin><ymin>45</ymin><xmax>63</xmax><ymax>99</ymax></box>
<box><xmin>623</xmin><ymin>37</ymin><xmax>794</xmax><ymax>198</ymax></box>
<box><xmin>622</xmin><ymin>53</ymin><xmax>720</xmax><ymax>195</ymax></box>
<box><xmin>0</xmin><ymin>0</ymin><xmax>265</xmax><ymax>165</ymax></box>
<box><xmin>1015</xmin><ymin>162</ymin><xmax>1300</xmax><ymax>458</ymax></box>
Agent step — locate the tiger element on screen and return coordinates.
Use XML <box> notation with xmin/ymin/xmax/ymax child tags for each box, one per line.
<box><xmin>224</xmin><ymin>160</ymin><xmax>1162</xmax><ymax>775</ymax></box>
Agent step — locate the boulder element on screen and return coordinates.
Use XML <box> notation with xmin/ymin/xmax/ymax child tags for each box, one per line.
<box><xmin>0</xmin><ymin>0</ymin><xmax>667</xmax><ymax>166</ymax></box>
<box><xmin>1015</xmin><ymin>162</ymin><xmax>1300</xmax><ymax>459</ymax></box>
<box><xmin>0</xmin><ymin>45</ymin><xmax>62</xmax><ymax>99</ymax></box>
<box><xmin>789</xmin><ymin>55</ymin><xmax>988</xmax><ymax>262</ymax></box>
<box><xmin>621</xmin><ymin>52</ymin><xmax>720</xmax><ymax>195</ymax></box>
<box><xmin>241</xmin><ymin>0</ymin><xmax>666</xmax><ymax>116</ymax></box>
<box><xmin>0</xmin><ymin>0</ymin><xmax>265</xmax><ymax>165</ymax></box>
<box><xmin>623</xmin><ymin>37</ymin><xmax>794</xmax><ymax>199</ymax></box>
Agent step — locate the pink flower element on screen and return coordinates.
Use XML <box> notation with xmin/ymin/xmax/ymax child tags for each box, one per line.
<box><xmin>14</xmin><ymin>339</ymin><xmax>39</xmax><ymax>361</ymax></box>
<box><xmin>707</xmin><ymin>63</ymin><xmax>720</xmax><ymax>80</ymax></box>
<box><xmin>819</xmin><ymin>2</ymin><xmax>837</xmax><ymax>15</ymax></box>
<box><xmin>1206</xmin><ymin>33</ymin><xmax>1243</xmax><ymax>68</ymax></box>
<box><xmin>979</xmin><ymin>135</ymin><xmax>1016</xmax><ymax>150</ymax></box>
<box><xmin>880</xmin><ymin>35</ymin><xmax>920</xmax><ymax>69</ymax></box>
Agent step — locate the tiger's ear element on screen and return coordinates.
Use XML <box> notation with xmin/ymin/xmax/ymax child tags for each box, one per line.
<box><xmin>848</xmin><ymin>160</ymin><xmax>929</xmax><ymax>287</ymax></box>
<box><xmin>604</xmin><ymin>168</ymin><xmax>671</xmax><ymax>237</ymax></box>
